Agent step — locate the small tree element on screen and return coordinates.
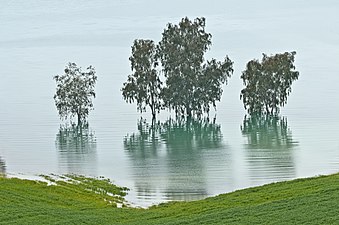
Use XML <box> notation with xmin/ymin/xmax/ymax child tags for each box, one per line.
<box><xmin>157</xmin><ymin>17</ymin><xmax>233</xmax><ymax>117</ymax></box>
<box><xmin>54</xmin><ymin>62</ymin><xmax>97</xmax><ymax>125</ymax></box>
<box><xmin>0</xmin><ymin>157</ymin><xmax>5</xmax><ymax>176</ymax></box>
<box><xmin>240</xmin><ymin>52</ymin><xmax>299</xmax><ymax>115</ymax></box>
<box><xmin>122</xmin><ymin>39</ymin><xmax>162</xmax><ymax>120</ymax></box>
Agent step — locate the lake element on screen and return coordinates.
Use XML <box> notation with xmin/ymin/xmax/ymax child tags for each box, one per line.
<box><xmin>0</xmin><ymin>0</ymin><xmax>339</xmax><ymax>207</ymax></box>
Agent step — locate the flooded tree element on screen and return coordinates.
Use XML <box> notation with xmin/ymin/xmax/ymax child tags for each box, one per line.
<box><xmin>158</xmin><ymin>17</ymin><xmax>233</xmax><ymax>117</ymax></box>
<box><xmin>0</xmin><ymin>157</ymin><xmax>5</xmax><ymax>176</ymax></box>
<box><xmin>54</xmin><ymin>62</ymin><xmax>97</xmax><ymax>125</ymax></box>
<box><xmin>240</xmin><ymin>52</ymin><xmax>299</xmax><ymax>115</ymax></box>
<box><xmin>122</xmin><ymin>40</ymin><xmax>162</xmax><ymax>120</ymax></box>
<box><xmin>122</xmin><ymin>17</ymin><xmax>233</xmax><ymax>119</ymax></box>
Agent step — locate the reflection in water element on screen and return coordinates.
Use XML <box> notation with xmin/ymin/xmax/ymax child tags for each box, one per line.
<box><xmin>124</xmin><ymin>118</ymin><xmax>230</xmax><ymax>204</ymax></box>
<box><xmin>160</xmin><ymin>118</ymin><xmax>223</xmax><ymax>150</ymax></box>
<box><xmin>56</xmin><ymin>124</ymin><xmax>97</xmax><ymax>175</ymax></box>
<box><xmin>0</xmin><ymin>157</ymin><xmax>5</xmax><ymax>176</ymax></box>
<box><xmin>241</xmin><ymin>115</ymin><xmax>297</xmax><ymax>183</ymax></box>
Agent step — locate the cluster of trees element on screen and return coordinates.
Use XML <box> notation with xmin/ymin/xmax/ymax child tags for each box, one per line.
<box><xmin>122</xmin><ymin>17</ymin><xmax>299</xmax><ymax>119</ymax></box>
<box><xmin>122</xmin><ymin>17</ymin><xmax>234</xmax><ymax>119</ymax></box>
<box><xmin>53</xmin><ymin>17</ymin><xmax>299</xmax><ymax>125</ymax></box>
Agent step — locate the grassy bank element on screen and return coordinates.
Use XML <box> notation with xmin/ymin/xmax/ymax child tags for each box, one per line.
<box><xmin>1</xmin><ymin>173</ymin><xmax>338</xmax><ymax>224</ymax></box>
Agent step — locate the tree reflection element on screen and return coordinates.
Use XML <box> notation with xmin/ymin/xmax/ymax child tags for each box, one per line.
<box><xmin>0</xmin><ymin>157</ymin><xmax>6</xmax><ymax>177</ymax></box>
<box><xmin>160</xmin><ymin>117</ymin><xmax>223</xmax><ymax>151</ymax></box>
<box><xmin>55</xmin><ymin>124</ymin><xmax>97</xmax><ymax>175</ymax></box>
<box><xmin>241</xmin><ymin>115</ymin><xmax>297</xmax><ymax>182</ymax></box>
<box><xmin>124</xmin><ymin>119</ymin><xmax>162</xmax><ymax>159</ymax></box>
<box><xmin>124</xmin><ymin>117</ymin><xmax>227</xmax><ymax>203</ymax></box>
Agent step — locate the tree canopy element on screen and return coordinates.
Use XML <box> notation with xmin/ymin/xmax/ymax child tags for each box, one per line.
<box><xmin>54</xmin><ymin>62</ymin><xmax>97</xmax><ymax>125</ymax></box>
<box><xmin>121</xmin><ymin>39</ymin><xmax>162</xmax><ymax>119</ymax></box>
<box><xmin>157</xmin><ymin>17</ymin><xmax>233</xmax><ymax>117</ymax></box>
<box><xmin>122</xmin><ymin>17</ymin><xmax>233</xmax><ymax>119</ymax></box>
<box><xmin>240</xmin><ymin>52</ymin><xmax>299</xmax><ymax>115</ymax></box>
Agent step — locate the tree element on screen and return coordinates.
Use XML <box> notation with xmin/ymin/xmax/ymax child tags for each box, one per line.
<box><xmin>157</xmin><ymin>17</ymin><xmax>233</xmax><ymax>117</ymax></box>
<box><xmin>240</xmin><ymin>52</ymin><xmax>299</xmax><ymax>115</ymax></box>
<box><xmin>122</xmin><ymin>39</ymin><xmax>162</xmax><ymax>120</ymax></box>
<box><xmin>0</xmin><ymin>157</ymin><xmax>5</xmax><ymax>176</ymax></box>
<box><xmin>54</xmin><ymin>62</ymin><xmax>97</xmax><ymax>125</ymax></box>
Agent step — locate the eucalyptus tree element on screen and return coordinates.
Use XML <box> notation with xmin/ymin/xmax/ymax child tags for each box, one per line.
<box><xmin>240</xmin><ymin>52</ymin><xmax>299</xmax><ymax>115</ymax></box>
<box><xmin>53</xmin><ymin>62</ymin><xmax>97</xmax><ymax>125</ymax></box>
<box><xmin>0</xmin><ymin>157</ymin><xmax>5</xmax><ymax>176</ymax></box>
<box><xmin>157</xmin><ymin>17</ymin><xmax>233</xmax><ymax>117</ymax></box>
<box><xmin>122</xmin><ymin>39</ymin><xmax>162</xmax><ymax>120</ymax></box>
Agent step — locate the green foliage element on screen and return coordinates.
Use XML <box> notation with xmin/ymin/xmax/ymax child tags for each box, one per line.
<box><xmin>54</xmin><ymin>62</ymin><xmax>97</xmax><ymax>125</ymax></box>
<box><xmin>240</xmin><ymin>52</ymin><xmax>299</xmax><ymax>115</ymax></box>
<box><xmin>1</xmin><ymin>173</ymin><xmax>339</xmax><ymax>224</ymax></box>
<box><xmin>157</xmin><ymin>17</ymin><xmax>233</xmax><ymax>117</ymax></box>
<box><xmin>122</xmin><ymin>17</ymin><xmax>233</xmax><ymax>118</ymax></box>
<box><xmin>122</xmin><ymin>39</ymin><xmax>162</xmax><ymax>119</ymax></box>
<box><xmin>41</xmin><ymin>174</ymin><xmax>129</xmax><ymax>205</ymax></box>
<box><xmin>199</xmin><ymin>58</ymin><xmax>234</xmax><ymax>114</ymax></box>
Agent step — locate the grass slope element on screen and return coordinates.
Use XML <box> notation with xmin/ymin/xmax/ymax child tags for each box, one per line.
<box><xmin>0</xmin><ymin>173</ymin><xmax>338</xmax><ymax>224</ymax></box>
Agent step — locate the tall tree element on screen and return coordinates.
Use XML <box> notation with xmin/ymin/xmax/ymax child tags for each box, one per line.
<box><xmin>54</xmin><ymin>62</ymin><xmax>97</xmax><ymax>125</ymax></box>
<box><xmin>240</xmin><ymin>52</ymin><xmax>299</xmax><ymax>115</ymax></box>
<box><xmin>157</xmin><ymin>17</ymin><xmax>233</xmax><ymax>117</ymax></box>
<box><xmin>122</xmin><ymin>39</ymin><xmax>162</xmax><ymax>120</ymax></box>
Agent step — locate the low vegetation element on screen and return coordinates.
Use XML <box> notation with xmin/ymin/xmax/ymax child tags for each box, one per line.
<box><xmin>1</xmin><ymin>173</ymin><xmax>338</xmax><ymax>224</ymax></box>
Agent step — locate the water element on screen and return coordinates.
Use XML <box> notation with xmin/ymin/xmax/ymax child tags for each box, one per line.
<box><xmin>1</xmin><ymin>0</ymin><xmax>339</xmax><ymax>207</ymax></box>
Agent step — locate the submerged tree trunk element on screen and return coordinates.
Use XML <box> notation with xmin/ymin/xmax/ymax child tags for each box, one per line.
<box><xmin>186</xmin><ymin>107</ymin><xmax>192</xmax><ymax>118</ymax></box>
<box><xmin>149</xmin><ymin>103</ymin><xmax>156</xmax><ymax>121</ymax></box>
<box><xmin>77</xmin><ymin>111</ymin><xmax>81</xmax><ymax>126</ymax></box>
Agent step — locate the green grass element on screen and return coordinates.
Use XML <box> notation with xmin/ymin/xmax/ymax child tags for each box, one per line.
<box><xmin>1</xmin><ymin>173</ymin><xmax>339</xmax><ymax>224</ymax></box>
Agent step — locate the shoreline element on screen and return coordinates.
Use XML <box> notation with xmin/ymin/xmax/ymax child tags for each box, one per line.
<box><xmin>1</xmin><ymin>172</ymin><xmax>338</xmax><ymax>224</ymax></box>
<box><xmin>2</xmin><ymin>170</ymin><xmax>338</xmax><ymax>209</ymax></box>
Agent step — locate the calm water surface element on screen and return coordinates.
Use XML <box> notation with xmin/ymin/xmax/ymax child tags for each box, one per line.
<box><xmin>1</xmin><ymin>0</ymin><xmax>339</xmax><ymax>207</ymax></box>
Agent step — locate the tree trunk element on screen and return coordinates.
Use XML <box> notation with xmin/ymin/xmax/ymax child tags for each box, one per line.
<box><xmin>77</xmin><ymin>111</ymin><xmax>81</xmax><ymax>126</ymax></box>
<box><xmin>150</xmin><ymin>103</ymin><xmax>156</xmax><ymax>121</ymax></box>
<box><xmin>186</xmin><ymin>107</ymin><xmax>192</xmax><ymax>118</ymax></box>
